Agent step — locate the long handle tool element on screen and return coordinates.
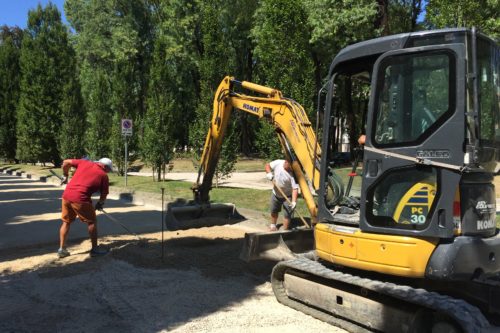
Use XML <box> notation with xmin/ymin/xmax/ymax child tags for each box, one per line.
<box><xmin>99</xmin><ymin>208</ymin><xmax>147</xmax><ymax>246</ymax></box>
<box><xmin>272</xmin><ymin>180</ymin><xmax>309</xmax><ymax>228</ymax></box>
<box><xmin>49</xmin><ymin>169</ymin><xmax>66</xmax><ymax>186</ymax></box>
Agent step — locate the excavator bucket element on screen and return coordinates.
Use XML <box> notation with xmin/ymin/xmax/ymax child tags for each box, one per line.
<box><xmin>165</xmin><ymin>199</ymin><xmax>245</xmax><ymax>231</ymax></box>
<box><xmin>240</xmin><ymin>228</ymin><xmax>314</xmax><ymax>262</ymax></box>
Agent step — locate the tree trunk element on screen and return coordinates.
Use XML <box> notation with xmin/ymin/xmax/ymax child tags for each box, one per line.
<box><xmin>411</xmin><ymin>0</ymin><xmax>422</xmax><ymax>31</ymax></box>
<box><xmin>312</xmin><ymin>51</ymin><xmax>323</xmax><ymax>111</ymax></box>
<box><xmin>156</xmin><ymin>163</ymin><xmax>161</xmax><ymax>182</ymax></box>
<box><xmin>375</xmin><ymin>0</ymin><xmax>390</xmax><ymax>36</ymax></box>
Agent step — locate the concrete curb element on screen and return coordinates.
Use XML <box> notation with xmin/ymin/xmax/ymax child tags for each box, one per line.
<box><xmin>107</xmin><ymin>189</ymin><xmax>164</xmax><ymax>211</ymax></box>
<box><xmin>0</xmin><ymin>166</ymin><xmax>165</xmax><ymax>210</ymax></box>
<box><xmin>0</xmin><ymin>167</ymin><xmax>46</xmax><ymax>182</ymax></box>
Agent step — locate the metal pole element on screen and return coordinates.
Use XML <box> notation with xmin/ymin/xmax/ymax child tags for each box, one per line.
<box><xmin>161</xmin><ymin>187</ymin><xmax>165</xmax><ymax>261</ymax></box>
<box><xmin>124</xmin><ymin>136</ymin><xmax>128</xmax><ymax>187</ymax></box>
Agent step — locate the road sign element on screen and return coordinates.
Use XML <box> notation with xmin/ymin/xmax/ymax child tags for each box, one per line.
<box><xmin>121</xmin><ymin>119</ymin><xmax>133</xmax><ymax>136</ymax></box>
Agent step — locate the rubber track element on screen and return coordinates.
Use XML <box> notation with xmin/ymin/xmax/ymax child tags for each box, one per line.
<box><xmin>271</xmin><ymin>257</ymin><xmax>493</xmax><ymax>333</ymax></box>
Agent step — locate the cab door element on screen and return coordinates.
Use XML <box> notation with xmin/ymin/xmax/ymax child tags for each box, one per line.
<box><xmin>360</xmin><ymin>44</ymin><xmax>466</xmax><ymax>238</ymax></box>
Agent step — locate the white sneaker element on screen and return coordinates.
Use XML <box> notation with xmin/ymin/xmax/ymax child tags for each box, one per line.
<box><xmin>57</xmin><ymin>248</ymin><xmax>70</xmax><ymax>258</ymax></box>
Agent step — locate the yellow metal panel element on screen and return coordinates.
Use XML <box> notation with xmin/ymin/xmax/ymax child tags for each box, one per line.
<box><xmin>330</xmin><ymin>234</ymin><xmax>357</xmax><ymax>259</ymax></box>
<box><xmin>315</xmin><ymin>227</ymin><xmax>334</xmax><ymax>262</ymax></box>
<box><xmin>315</xmin><ymin>223</ymin><xmax>438</xmax><ymax>278</ymax></box>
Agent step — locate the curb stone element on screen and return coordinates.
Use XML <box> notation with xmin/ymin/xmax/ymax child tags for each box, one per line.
<box><xmin>0</xmin><ymin>167</ymin><xmax>165</xmax><ymax>210</ymax></box>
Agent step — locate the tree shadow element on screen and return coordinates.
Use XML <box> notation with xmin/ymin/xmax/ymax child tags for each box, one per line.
<box><xmin>0</xmin><ymin>173</ymin><xmax>285</xmax><ymax>333</ymax></box>
<box><xmin>0</xmin><ymin>235</ymin><xmax>279</xmax><ymax>333</ymax></box>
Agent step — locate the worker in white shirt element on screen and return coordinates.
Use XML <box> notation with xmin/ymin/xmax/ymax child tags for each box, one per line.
<box><xmin>265</xmin><ymin>159</ymin><xmax>299</xmax><ymax>231</ymax></box>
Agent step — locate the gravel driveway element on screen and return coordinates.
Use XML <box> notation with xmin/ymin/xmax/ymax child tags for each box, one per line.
<box><xmin>0</xmin><ymin>173</ymin><xmax>346</xmax><ymax>333</ymax></box>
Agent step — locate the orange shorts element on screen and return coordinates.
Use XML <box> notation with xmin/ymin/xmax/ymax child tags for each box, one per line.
<box><xmin>61</xmin><ymin>199</ymin><xmax>96</xmax><ymax>224</ymax></box>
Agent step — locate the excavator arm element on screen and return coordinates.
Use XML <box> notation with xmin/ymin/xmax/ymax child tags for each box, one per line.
<box><xmin>193</xmin><ymin>76</ymin><xmax>322</xmax><ymax>219</ymax></box>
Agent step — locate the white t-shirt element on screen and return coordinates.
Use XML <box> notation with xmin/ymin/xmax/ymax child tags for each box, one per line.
<box><xmin>270</xmin><ymin>160</ymin><xmax>299</xmax><ymax>198</ymax></box>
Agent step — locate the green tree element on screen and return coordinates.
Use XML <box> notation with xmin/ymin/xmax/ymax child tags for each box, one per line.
<box><xmin>304</xmin><ymin>0</ymin><xmax>379</xmax><ymax>92</ymax></box>
<box><xmin>142</xmin><ymin>0</ymin><xmax>202</xmax><ymax>180</ymax></box>
<box><xmin>0</xmin><ymin>26</ymin><xmax>23</xmax><ymax>161</ymax></box>
<box><xmin>220</xmin><ymin>1</ymin><xmax>258</xmax><ymax>156</ymax></box>
<box><xmin>425</xmin><ymin>0</ymin><xmax>500</xmax><ymax>39</ymax></box>
<box><xmin>58</xmin><ymin>60</ymin><xmax>86</xmax><ymax>159</ymax></box>
<box><xmin>65</xmin><ymin>0</ymin><xmax>153</xmax><ymax>173</ymax></box>
<box><xmin>251</xmin><ymin>0</ymin><xmax>315</xmax><ymax>159</ymax></box>
<box><xmin>190</xmin><ymin>0</ymin><xmax>239</xmax><ymax>183</ymax></box>
<box><xmin>389</xmin><ymin>0</ymin><xmax>423</xmax><ymax>33</ymax></box>
<box><xmin>16</xmin><ymin>3</ymin><xmax>78</xmax><ymax>166</ymax></box>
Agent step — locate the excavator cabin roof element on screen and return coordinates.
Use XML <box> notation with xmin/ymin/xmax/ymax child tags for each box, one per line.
<box><xmin>328</xmin><ymin>28</ymin><xmax>496</xmax><ymax>76</ymax></box>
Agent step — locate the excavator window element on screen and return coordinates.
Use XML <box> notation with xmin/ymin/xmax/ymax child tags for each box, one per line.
<box><xmin>477</xmin><ymin>37</ymin><xmax>500</xmax><ymax>144</ymax></box>
<box><xmin>367</xmin><ymin>166</ymin><xmax>437</xmax><ymax>229</ymax></box>
<box><xmin>373</xmin><ymin>51</ymin><xmax>455</xmax><ymax>146</ymax></box>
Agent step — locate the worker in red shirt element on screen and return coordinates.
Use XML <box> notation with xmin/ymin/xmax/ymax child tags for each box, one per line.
<box><xmin>57</xmin><ymin>158</ymin><xmax>113</xmax><ymax>258</ymax></box>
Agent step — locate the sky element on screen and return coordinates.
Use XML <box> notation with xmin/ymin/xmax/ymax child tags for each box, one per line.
<box><xmin>0</xmin><ymin>0</ymin><xmax>67</xmax><ymax>28</ymax></box>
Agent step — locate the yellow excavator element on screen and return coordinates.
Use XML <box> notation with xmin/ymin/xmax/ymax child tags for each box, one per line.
<box><xmin>165</xmin><ymin>75</ymin><xmax>344</xmax><ymax>234</ymax></box>
<box><xmin>167</xmin><ymin>28</ymin><xmax>500</xmax><ymax>332</ymax></box>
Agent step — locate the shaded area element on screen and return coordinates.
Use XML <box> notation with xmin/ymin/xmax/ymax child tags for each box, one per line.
<box><xmin>0</xmin><ymin>174</ymin><xmax>162</xmax><ymax>258</ymax></box>
<box><xmin>0</xmin><ymin>173</ymin><xmax>341</xmax><ymax>333</ymax></box>
<box><xmin>0</xmin><ymin>235</ymin><xmax>277</xmax><ymax>333</ymax></box>
<box><xmin>111</xmin><ymin>237</ymin><xmax>275</xmax><ymax>279</ymax></box>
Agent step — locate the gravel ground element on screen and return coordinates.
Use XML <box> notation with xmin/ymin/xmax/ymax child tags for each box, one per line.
<box><xmin>0</xmin><ymin>170</ymin><xmax>342</xmax><ymax>333</ymax></box>
<box><xmin>0</xmin><ymin>225</ymin><xmax>346</xmax><ymax>333</ymax></box>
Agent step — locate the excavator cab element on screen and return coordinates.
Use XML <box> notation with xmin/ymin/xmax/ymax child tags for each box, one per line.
<box><xmin>270</xmin><ymin>28</ymin><xmax>500</xmax><ymax>331</ymax></box>
<box><xmin>318</xmin><ymin>28</ymin><xmax>499</xmax><ymax>241</ymax></box>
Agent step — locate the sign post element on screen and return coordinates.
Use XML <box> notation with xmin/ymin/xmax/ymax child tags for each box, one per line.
<box><xmin>121</xmin><ymin>119</ymin><xmax>133</xmax><ymax>187</ymax></box>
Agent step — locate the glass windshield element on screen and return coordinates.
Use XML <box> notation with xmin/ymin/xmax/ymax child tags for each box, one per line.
<box><xmin>374</xmin><ymin>51</ymin><xmax>455</xmax><ymax>146</ymax></box>
<box><xmin>477</xmin><ymin>37</ymin><xmax>500</xmax><ymax>144</ymax></box>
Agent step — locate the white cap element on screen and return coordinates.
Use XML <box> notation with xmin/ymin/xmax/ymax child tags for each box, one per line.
<box><xmin>98</xmin><ymin>158</ymin><xmax>113</xmax><ymax>172</ymax></box>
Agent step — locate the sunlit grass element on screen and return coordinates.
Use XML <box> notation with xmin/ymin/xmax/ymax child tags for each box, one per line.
<box><xmin>2</xmin><ymin>161</ymin><xmax>497</xmax><ymax>219</ymax></box>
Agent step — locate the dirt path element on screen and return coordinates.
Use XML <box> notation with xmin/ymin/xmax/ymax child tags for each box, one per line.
<box><xmin>0</xmin><ymin>173</ymin><xmax>345</xmax><ymax>333</ymax></box>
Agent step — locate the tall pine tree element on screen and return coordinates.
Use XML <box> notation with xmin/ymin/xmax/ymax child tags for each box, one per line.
<box><xmin>252</xmin><ymin>0</ymin><xmax>315</xmax><ymax>159</ymax></box>
<box><xmin>142</xmin><ymin>0</ymin><xmax>201</xmax><ymax>180</ymax></box>
<box><xmin>0</xmin><ymin>26</ymin><xmax>23</xmax><ymax>162</ymax></box>
<box><xmin>190</xmin><ymin>0</ymin><xmax>239</xmax><ymax>183</ymax></box>
<box><xmin>65</xmin><ymin>0</ymin><xmax>153</xmax><ymax>173</ymax></box>
<box><xmin>16</xmin><ymin>3</ymin><xmax>79</xmax><ymax>166</ymax></box>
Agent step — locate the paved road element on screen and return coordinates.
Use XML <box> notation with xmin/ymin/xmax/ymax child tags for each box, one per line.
<box><xmin>0</xmin><ymin>173</ymin><xmax>163</xmax><ymax>251</ymax></box>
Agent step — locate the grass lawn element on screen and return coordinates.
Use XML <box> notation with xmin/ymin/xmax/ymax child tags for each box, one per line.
<box><xmin>1</xmin><ymin>160</ymin><xmax>498</xmax><ymax>220</ymax></box>
<box><xmin>108</xmin><ymin>174</ymin><xmax>279</xmax><ymax>214</ymax></box>
<box><xmin>133</xmin><ymin>157</ymin><xmax>266</xmax><ymax>173</ymax></box>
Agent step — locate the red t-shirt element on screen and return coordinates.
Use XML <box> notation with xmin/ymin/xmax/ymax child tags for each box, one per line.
<box><xmin>62</xmin><ymin>159</ymin><xmax>109</xmax><ymax>203</ymax></box>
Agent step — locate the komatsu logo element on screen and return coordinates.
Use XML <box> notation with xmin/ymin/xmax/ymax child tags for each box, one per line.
<box><xmin>477</xmin><ymin>219</ymin><xmax>495</xmax><ymax>230</ymax></box>
<box><xmin>476</xmin><ymin>201</ymin><xmax>494</xmax><ymax>210</ymax></box>
<box><xmin>243</xmin><ymin>103</ymin><xmax>259</xmax><ymax>113</ymax></box>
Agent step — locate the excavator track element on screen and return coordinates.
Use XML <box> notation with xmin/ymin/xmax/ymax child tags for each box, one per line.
<box><xmin>271</xmin><ymin>256</ymin><xmax>495</xmax><ymax>333</ymax></box>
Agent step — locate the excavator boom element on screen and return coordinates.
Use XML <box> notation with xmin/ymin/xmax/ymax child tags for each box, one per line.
<box><xmin>167</xmin><ymin>76</ymin><xmax>336</xmax><ymax>232</ymax></box>
<box><xmin>194</xmin><ymin>76</ymin><xmax>322</xmax><ymax>215</ymax></box>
